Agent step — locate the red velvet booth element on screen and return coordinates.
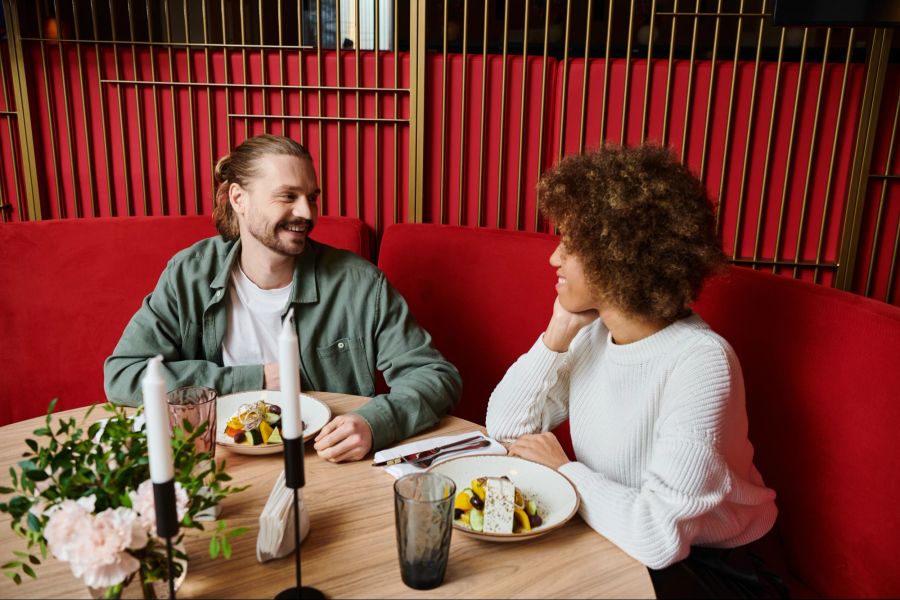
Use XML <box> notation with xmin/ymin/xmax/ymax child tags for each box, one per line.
<box><xmin>378</xmin><ymin>223</ymin><xmax>900</xmax><ymax>599</ymax></box>
<box><xmin>0</xmin><ymin>216</ymin><xmax>371</xmax><ymax>425</ymax></box>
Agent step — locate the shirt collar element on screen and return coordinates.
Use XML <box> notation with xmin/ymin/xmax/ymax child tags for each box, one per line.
<box><xmin>209</xmin><ymin>237</ymin><xmax>321</xmax><ymax>306</ymax></box>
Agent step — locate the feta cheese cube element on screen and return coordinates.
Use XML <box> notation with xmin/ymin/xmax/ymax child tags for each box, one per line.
<box><xmin>482</xmin><ymin>477</ymin><xmax>515</xmax><ymax>533</ymax></box>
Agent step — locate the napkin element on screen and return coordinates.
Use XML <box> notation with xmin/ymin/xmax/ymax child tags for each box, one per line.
<box><xmin>256</xmin><ymin>470</ymin><xmax>310</xmax><ymax>563</ymax></box>
<box><xmin>374</xmin><ymin>431</ymin><xmax>507</xmax><ymax>479</ymax></box>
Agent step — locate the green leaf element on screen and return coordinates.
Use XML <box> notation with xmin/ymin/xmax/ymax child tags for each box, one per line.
<box><xmin>0</xmin><ymin>486</ymin><xmax>14</xmax><ymax>495</ymax></box>
<box><xmin>209</xmin><ymin>536</ymin><xmax>221</xmax><ymax>559</ymax></box>
<box><xmin>1</xmin><ymin>561</ymin><xmax>21</xmax><ymax>569</ymax></box>
<box><xmin>46</xmin><ymin>398</ymin><xmax>58</xmax><ymax>415</ymax></box>
<box><xmin>21</xmin><ymin>563</ymin><xmax>36</xmax><ymax>579</ymax></box>
<box><xmin>26</xmin><ymin>512</ymin><xmax>41</xmax><ymax>533</ymax></box>
<box><xmin>3</xmin><ymin>571</ymin><xmax>22</xmax><ymax>585</ymax></box>
<box><xmin>24</xmin><ymin>470</ymin><xmax>49</xmax><ymax>482</ymax></box>
<box><xmin>222</xmin><ymin>538</ymin><xmax>232</xmax><ymax>559</ymax></box>
<box><xmin>226</xmin><ymin>527</ymin><xmax>248</xmax><ymax>539</ymax></box>
<box><xmin>32</xmin><ymin>428</ymin><xmax>51</xmax><ymax>437</ymax></box>
<box><xmin>24</xmin><ymin>439</ymin><xmax>38</xmax><ymax>453</ymax></box>
<box><xmin>27</xmin><ymin>555</ymin><xmax>40</xmax><ymax>566</ymax></box>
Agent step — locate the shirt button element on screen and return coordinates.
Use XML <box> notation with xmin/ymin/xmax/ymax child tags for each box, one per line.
<box><xmin>338</xmin><ymin>342</ymin><xmax>345</xmax><ymax>349</ymax></box>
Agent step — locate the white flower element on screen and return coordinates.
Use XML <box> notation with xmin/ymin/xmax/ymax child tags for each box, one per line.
<box><xmin>128</xmin><ymin>479</ymin><xmax>190</xmax><ymax>533</ymax></box>
<box><xmin>44</xmin><ymin>499</ymin><xmax>95</xmax><ymax>563</ymax></box>
<box><xmin>68</xmin><ymin>508</ymin><xmax>146</xmax><ymax>588</ymax></box>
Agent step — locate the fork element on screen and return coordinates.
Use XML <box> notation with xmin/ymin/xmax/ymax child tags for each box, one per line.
<box><xmin>406</xmin><ymin>438</ymin><xmax>492</xmax><ymax>468</ymax></box>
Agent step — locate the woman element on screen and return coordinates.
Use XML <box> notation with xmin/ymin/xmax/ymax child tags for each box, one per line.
<box><xmin>486</xmin><ymin>145</ymin><xmax>784</xmax><ymax>598</ymax></box>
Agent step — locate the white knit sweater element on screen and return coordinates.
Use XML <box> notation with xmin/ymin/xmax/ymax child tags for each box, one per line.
<box><xmin>486</xmin><ymin>314</ymin><xmax>777</xmax><ymax>569</ymax></box>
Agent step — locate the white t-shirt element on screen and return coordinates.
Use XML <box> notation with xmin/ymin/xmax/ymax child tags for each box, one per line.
<box><xmin>222</xmin><ymin>265</ymin><xmax>292</xmax><ymax>367</ymax></box>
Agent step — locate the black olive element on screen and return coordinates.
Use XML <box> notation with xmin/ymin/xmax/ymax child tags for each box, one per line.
<box><xmin>233</xmin><ymin>431</ymin><xmax>246</xmax><ymax>444</ymax></box>
<box><xmin>528</xmin><ymin>513</ymin><xmax>543</xmax><ymax>528</ymax></box>
<box><xmin>454</xmin><ymin>508</ymin><xmax>464</xmax><ymax>520</ymax></box>
<box><xmin>470</xmin><ymin>495</ymin><xmax>484</xmax><ymax>510</ymax></box>
<box><xmin>269</xmin><ymin>405</ymin><xmax>282</xmax><ymax>415</ymax></box>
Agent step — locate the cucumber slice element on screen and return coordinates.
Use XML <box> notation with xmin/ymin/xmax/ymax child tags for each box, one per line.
<box><xmin>265</xmin><ymin>411</ymin><xmax>280</xmax><ymax>425</ymax></box>
<box><xmin>248</xmin><ymin>428</ymin><xmax>263</xmax><ymax>445</ymax></box>
<box><xmin>268</xmin><ymin>427</ymin><xmax>283</xmax><ymax>444</ymax></box>
<box><xmin>526</xmin><ymin>499</ymin><xmax>538</xmax><ymax>516</ymax></box>
<box><xmin>469</xmin><ymin>508</ymin><xmax>484</xmax><ymax>532</ymax></box>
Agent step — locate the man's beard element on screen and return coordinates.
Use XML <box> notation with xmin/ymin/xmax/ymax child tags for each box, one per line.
<box><xmin>247</xmin><ymin>217</ymin><xmax>315</xmax><ymax>256</ymax></box>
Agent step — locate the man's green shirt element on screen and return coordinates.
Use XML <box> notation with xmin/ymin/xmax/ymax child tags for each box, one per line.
<box><xmin>104</xmin><ymin>236</ymin><xmax>462</xmax><ymax>451</ymax></box>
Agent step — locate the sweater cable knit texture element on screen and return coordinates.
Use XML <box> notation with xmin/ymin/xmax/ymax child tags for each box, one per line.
<box><xmin>486</xmin><ymin>314</ymin><xmax>777</xmax><ymax>569</ymax></box>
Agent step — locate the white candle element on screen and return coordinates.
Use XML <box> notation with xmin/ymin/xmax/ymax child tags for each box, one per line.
<box><xmin>142</xmin><ymin>355</ymin><xmax>174</xmax><ymax>483</ymax></box>
<box><xmin>279</xmin><ymin>308</ymin><xmax>302</xmax><ymax>440</ymax></box>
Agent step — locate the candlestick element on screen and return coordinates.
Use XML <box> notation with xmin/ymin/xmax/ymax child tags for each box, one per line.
<box><xmin>142</xmin><ymin>355</ymin><xmax>173</xmax><ymax>483</ymax></box>
<box><xmin>279</xmin><ymin>308</ymin><xmax>302</xmax><ymax>440</ymax></box>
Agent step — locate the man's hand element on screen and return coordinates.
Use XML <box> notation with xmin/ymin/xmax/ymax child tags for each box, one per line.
<box><xmin>313</xmin><ymin>414</ymin><xmax>373</xmax><ymax>463</ymax></box>
<box><xmin>263</xmin><ymin>363</ymin><xmax>280</xmax><ymax>389</ymax></box>
<box><xmin>542</xmin><ymin>297</ymin><xmax>599</xmax><ymax>352</ymax></box>
<box><xmin>507</xmin><ymin>432</ymin><xmax>570</xmax><ymax>470</ymax></box>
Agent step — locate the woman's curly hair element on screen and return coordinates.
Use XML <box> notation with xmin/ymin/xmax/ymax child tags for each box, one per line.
<box><xmin>538</xmin><ymin>145</ymin><xmax>726</xmax><ymax>322</ymax></box>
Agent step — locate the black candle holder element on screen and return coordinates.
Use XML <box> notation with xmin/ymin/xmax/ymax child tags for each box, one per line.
<box><xmin>274</xmin><ymin>435</ymin><xmax>325</xmax><ymax>600</ymax></box>
<box><xmin>152</xmin><ymin>479</ymin><xmax>180</xmax><ymax>600</ymax></box>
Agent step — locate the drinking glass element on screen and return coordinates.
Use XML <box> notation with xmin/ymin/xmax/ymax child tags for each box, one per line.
<box><xmin>393</xmin><ymin>472</ymin><xmax>456</xmax><ymax>590</ymax></box>
<box><xmin>166</xmin><ymin>386</ymin><xmax>217</xmax><ymax>458</ymax></box>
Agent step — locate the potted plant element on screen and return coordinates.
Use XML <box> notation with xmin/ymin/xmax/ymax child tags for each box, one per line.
<box><xmin>0</xmin><ymin>400</ymin><xmax>247</xmax><ymax>598</ymax></box>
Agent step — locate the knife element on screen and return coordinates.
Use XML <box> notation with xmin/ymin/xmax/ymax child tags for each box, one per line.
<box><xmin>371</xmin><ymin>434</ymin><xmax>484</xmax><ymax>467</ymax></box>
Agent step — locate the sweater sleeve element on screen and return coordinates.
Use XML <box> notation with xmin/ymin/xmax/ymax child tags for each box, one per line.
<box><xmin>485</xmin><ymin>334</ymin><xmax>577</xmax><ymax>441</ymax></box>
<box><xmin>558</xmin><ymin>343</ymin><xmax>738</xmax><ymax>569</ymax></box>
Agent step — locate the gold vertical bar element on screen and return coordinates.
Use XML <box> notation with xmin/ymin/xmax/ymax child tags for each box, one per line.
<box><xmin>514</xmin><ymin>0</ymin><xmax>530</xmax><ymax>230</ymax></box>
<box><xmin>258</xmin><ymin>0</ymin><xmax>268</xmax><ymax>133</ymax></box>
<box><xmin>336</xmin><ymin>0</ymin><xmax>343</xmax><ymax>216</ymax></box>
<box><xmin>53</xmin><ymin>0</ymin><xmax>81</xmax><ymax>217</ymax></box>
<box><xmin>130</xmin><ymin>0</ymin><xmax>151</xmax><ymax>215</ymax></box>
<box><xmin>221</xmin><ymin>0</ymin><xmax>232</xmax><ymax>149</ymax></box>
<box><xmin>887</xmin><ymin>198</ymin><xmax>900</xmax><ymax>303</ymax></box>
<box><xmin>239</xmin><ymin>0</ymin><xmax>250</xmax><ymax>136</ymax></box>
<box><xmin>750</xmin><ymin>27</ymin><xmax>786</xmax><ymax>265</ymax></box>
<box><xmin>639</xmin><ymin>0</ymin><xmax>655</xmax><ymax>144</ymax></box>
<box><xmin>698</xmin><ymin>0</ymin><xmax>722</xmax><ymax>183</ymax></box>
<box><xmin>373</xmin><ymin>0</ymin><xmax>379</xmax><ymax>234</ymax></box>
<box><xmin>457</xmin><ymin>0</ymin><xmax>469</xmax><ymax>226</ymax></box>
<box><xmin>863</xmin><ymin>83</ymin><xmax>900</xmax><ymax>296</ymax></box>
<box><xmin>202</xmin><ymin>0</ymin><xmax>216</xmax><ymax>194</ymax></box>
<box><xmin>731</xmin><ymin>3</ymin><xmax>767</xmax><ymax>260</ymax></box>
<box><xmin>835</xmin><ymin>28</ymin><xmax>893</xmax><ymax>290</ymax></box>
<box><xmin>0</xmin><ymin>23</ymin><xmax>25</xmax><ymax>221</ymax></box>
<box><xmin>495</xmin><ymin>0</ymin><xmax>510</xmax><ymax>228</ymax></box>
<box><xmin>578</xmin><ymin>0</ymin><xmax>593</xmax><ymax>153</ymax></box>
<box><xmin>0</xmin><ymin>23</ymin><xmax>16</xmax><ymax>220</ymax></box>
<box><xmin>355</xmin><ymin>0</ymin><xmax>361</xmax><ymax>218</ymax></box>
<box><xmin>557</xmin><ymin>0</ymin><xmax>573</xmax><ymax>160</ymax></box>
<box><xmin>476</xmin><ymin>0</ymin><xmax>490</xmax><ymax>226</ymax></box>
<box><xmin>439</xmin><ymin>0</ymin><xmax>449</xmax><ymax>224</ymax></box>
<box><xmin>70</xmin><ymin>0</ymin><xmax>98</xmax><ymax>216</ymax></box>
<box><xmin>89</xmin><ymin>0</ymin><xmax>114</xmax><ymax>216</ymax></box>
<box><xmin>278</xmin><ymin>0</ymin><xmax>287</xmax><ymax>134</ymax></box>
<box><xmin>792</xmin><ymin>29</ymin><xmax>831</xmax><ymax>278</ymax></box>
<box><xmin>409</xmin><ymin>0</ymin><xmax>426</xmax><ymax>223</ymax></box>
<box><xmin>679</xmin><ymin>0</ymin><xmax>701</xmax><ymax>161</ymax></box>
<box><xmin>814</xmin><ymin>29</ymin><xmax>855</xmax><ymax>284</ymax></box>
<box><xmin>37</xmin><ymin>1</ymin><xmax>65</xmax><ymax>217</ymax></box>
<box><xmin>599</xmin><ymin>0</ymin><xmax>614</xmax><ymax>145</ymax></box>
<box><xmin>715</xmin><ymin>0</ymin><xmax>746</xmax><ymax>235</ymax></box>
<box><xmin>316</xmin><ymin>0</ymin><xmax>325</xmax><ymax>215</ymax></box>
<box><xmin>533</xmin><ymin>0</ymin><xmax>551</xmax><ymax>230</ymax></box>
<box><xmin>109</xmin><ymin>0</ymin><xmax>134</xmax><ymax>216</ymax></box>
<box><xmin>392</xmin><ymin>0</ymin><xmax>398</xmax><ymax>224</ymax></box>
<box><xmin>662</xmin><ymin>0</ymin><xmax>678</xmax><ymax>146</ymax></box>
<box><xmin>298</xmin><ymin>0</ymin><xmax>306</xmax><ymax>146</ymax></box>
<box><xmin>772</xmin><ymin>27</ymin><xmax>809</xmax><ymax>273</ymax></box>
<box><xmin>619</xmin><ymin>0</ymin><xmax>635</xmax><ymax>146</ymax></box>
<box><xmin>182</xmin><ymin>0</ymin><xmax>201</xmax><ymax>214</ymax></box>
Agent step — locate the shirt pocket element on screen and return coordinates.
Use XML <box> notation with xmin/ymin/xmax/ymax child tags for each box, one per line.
<box><xmin>315</xmin><ymin>337</ymin><xmax>374</xmax><ymax>397</ymax></box>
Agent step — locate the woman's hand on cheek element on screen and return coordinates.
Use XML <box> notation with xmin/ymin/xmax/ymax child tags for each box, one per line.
<box><xmin>507</xmin><ymin>432</ymin><xmax>571</xmax><ymax>470</ymax></box>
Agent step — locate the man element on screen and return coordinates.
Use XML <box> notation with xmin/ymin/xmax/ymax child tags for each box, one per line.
<box><xmin>104</xmin><ymin>134</ymin><xmax>461</xmax><ymax>462</ymax></box>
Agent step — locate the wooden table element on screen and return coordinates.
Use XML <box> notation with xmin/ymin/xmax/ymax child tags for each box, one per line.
<box><xmin>0</xmin><ymin>392</ymin><xmax>654</xmax><ymax>598</ymax></box>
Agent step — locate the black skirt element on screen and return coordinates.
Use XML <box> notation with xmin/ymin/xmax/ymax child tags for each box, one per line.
<box><xmin>648</xmin><ymin>529</ymin><xmax>791</xmax><ymax>599</ymax></box>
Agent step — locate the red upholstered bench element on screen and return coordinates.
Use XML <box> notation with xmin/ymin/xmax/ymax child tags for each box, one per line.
<box><xmin>380</xmin><ymin>223</ymin><xmax>900</xmax><ymax>598</ymax></box>
<box><xmin>377</xmin><ymin>224</ymin><xmax>574</xmax><ymax>447</ymax></box>
<box><xmin>693</xmin><ymin>266</ymin><xmax>900</xmax><ymax>599</ymax></box>
<box><xmin>0</xmin><ymin>215</ymin><xmax>371</xmax><ymax>425</ymax></box>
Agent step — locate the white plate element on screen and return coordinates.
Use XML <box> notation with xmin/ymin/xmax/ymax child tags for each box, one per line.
<box><xmin>428</xmin><ymin>454</ymin><xmax>580</xmax><ymax>542</ymax></box>
<box><xmin>216</xmin><ymin>391</ymin><xmax>332</xmax><ymax>455</ymax></box>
